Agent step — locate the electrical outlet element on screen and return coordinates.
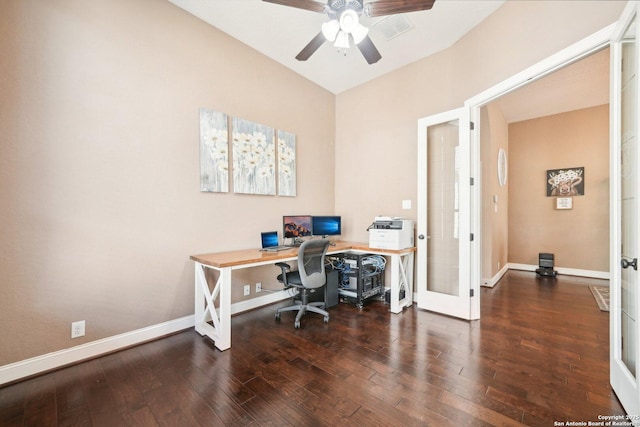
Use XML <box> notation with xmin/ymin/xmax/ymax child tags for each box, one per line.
<box><xmin>243</xmin><ymin>284</ymin><xmax>250</xmax><ymax>296</ymax></box>
<box><xmin>71</xmin><ymin>320</ymin><xmax>85</xmax><ymax>338</ymax></box>
<box><xmin>255</xmin><ymin>282</ymin><xmax>262</xmax><ymax>293</ymax></box>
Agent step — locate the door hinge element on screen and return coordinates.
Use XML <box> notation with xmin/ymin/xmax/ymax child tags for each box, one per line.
<box><xmin>470</xmin><ymin>177</ymin><xmax>474</xmax><ymax>186</ymax></box>
<box><xmin>470</xmin><ymin>122</ymin><xmax>475</xmax><ymax>130</ymax></box>
<box><xmin>470</xmin><ymin>233</ymin><xmax>474</xmax><ymax>241</ymax></box>
<box><xmin>470</xmin><ymin>289</ymin><xmax>475</xmax><ymax>297</ymax></box>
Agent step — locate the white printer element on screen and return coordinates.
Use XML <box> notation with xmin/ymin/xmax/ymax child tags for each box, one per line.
<box><xmin>368</xmin><ymin>216</ymin><xmax>414</xmax><ymax>250</ymax></box>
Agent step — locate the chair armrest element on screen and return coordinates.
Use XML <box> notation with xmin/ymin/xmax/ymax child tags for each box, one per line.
<box><xmin>275</xmin><ymin>262</ymin><xmax>291</xmax><ymax>271</ymax></box>
<box><xmin>275</xmin><ymin>262</ymin><xmax>291</xmax><ymax>287</ymax></box>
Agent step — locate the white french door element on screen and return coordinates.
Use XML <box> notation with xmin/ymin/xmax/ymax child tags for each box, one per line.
<box><xmin>416</xmin><ymin>108</ymin><xmax>473</xmax><ymax>319</ymax></box>
<box><xmin>611</xmin><ymin>1</ymin><xmax>640</xmax><ymax>417</ymax></box>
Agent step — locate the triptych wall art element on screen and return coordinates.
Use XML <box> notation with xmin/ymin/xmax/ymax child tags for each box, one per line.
<box><xmin>199</xmin><ymin>108</ymin><xmax>296</xmax><ymax>196</ymax></box>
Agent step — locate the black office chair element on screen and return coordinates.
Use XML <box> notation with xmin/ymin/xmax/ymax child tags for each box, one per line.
<box><xmin>275</xmin><ymin>239</ymin><xmax>330</xmax><ymax>328</ymax></box>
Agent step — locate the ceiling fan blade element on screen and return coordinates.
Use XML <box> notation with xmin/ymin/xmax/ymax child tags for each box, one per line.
<box><xmin>357</xmin><ymin>35</ymin><xmax>382</xmax><ymax>64</ymax></box>
<box><xmin>295</xmin><ymin>31</ymin><xmax>326</xmax><ymax>61</ymax></box>
<box><xmin>262</xmin><ymin>0</ymin><xmax>326</xmax><ymax>13</ymax></box>
<box><xmin>364</xmin><ymin>0</ymin><xmax>435</xmax><ymax>17</ymax></box>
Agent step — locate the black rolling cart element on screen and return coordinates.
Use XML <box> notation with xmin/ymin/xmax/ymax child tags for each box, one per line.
<box><xmin>327</xmin><ymin>253</ymin><xmax>386</xmax><ymax>309</ymax></box>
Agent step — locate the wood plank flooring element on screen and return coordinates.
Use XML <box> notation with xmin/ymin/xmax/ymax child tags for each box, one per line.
<box><xmin>0</xmin><ymin>271</ymin><xmax>626</xmax><ymax>426</ymax></box>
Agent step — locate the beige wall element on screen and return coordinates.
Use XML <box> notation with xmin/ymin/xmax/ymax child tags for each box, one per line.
<box><xmin>335</xmin><ymin>1</ymin><xmax>624</xmax><ymax>244</ymax></box>
<box><xmin>481</xmin><ymin>104</ymin><xmax>509</xmax><ymax>282</ymax></box>
<box><xmin>508</xmin><ymin>105</ymin><xmax>609</xmax><ymax>271</ymax></box>
<box><xmin>0</xmin><ymin>0</ymin><xmax>335</xmax><ymax>365</ymax></box>
<box><xmin>334</xmin><ymin>1</ymin><xmax>623</xmax><ymax>303</ymax></box>
<box><xmin>0</xmin><ymin>0</ymin><xmax>625</xmax><ymax>369</ymax></box>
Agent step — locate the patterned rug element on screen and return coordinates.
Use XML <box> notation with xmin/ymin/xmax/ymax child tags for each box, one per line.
<box><xmin>589</xmin><ymin>286</ymin><xmax>610</xmax><ymax>312</ymax></box>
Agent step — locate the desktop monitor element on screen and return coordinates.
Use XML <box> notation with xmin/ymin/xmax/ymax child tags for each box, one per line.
<box><xmin>311</xmin><ymin>216</ymin><xmax>341</xmax><ymax>236</ymax></box>
<box><xmin>283</xmin><ymin>215</ymin><xmax>312</xmax><ymax>239</ymax></box>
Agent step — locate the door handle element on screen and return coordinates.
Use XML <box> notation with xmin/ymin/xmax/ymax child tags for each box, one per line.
<box><xmin>621</xmin><ymin>258</ymin><xmax>638</xmax><ymax>271</ymax></box>
<box><xmin>418</xmin><ymin>235</ymin><xmax>425</xmax><ymax>240</ymax></box>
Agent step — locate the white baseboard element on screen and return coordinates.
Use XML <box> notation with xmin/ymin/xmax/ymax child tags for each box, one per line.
<box><xmin>0</xmin><ymin>291</ymin><xmax>293</xmax><ymax>386</ymax></box>
<box><xmin>481</xmin><ymin>264</ymin><xmax>510</xmax><ymax>288</ymax></box>
<box><xmin>507</xmin><ymin>263</ymin><xmax>610</xmax><ymax>280</ymax></box>
<box><xmin>231</xmin><ymin>289</ymin><xmax>292</xmax><ymax>315</ymax></box>
<box><xmin>0</xmin><ymin>315</ymin><xmax>195</xmax><ymax>386</ymax></box>
<box><xmin>8</xmin><ymin>264</ymin><xmax>610</xmax><ymax>386</ymax></box>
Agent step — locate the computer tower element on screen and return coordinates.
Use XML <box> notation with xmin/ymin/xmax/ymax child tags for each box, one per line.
<box><xmin>307</xmin><ymin>267</ymin><xmax>339</xmax><ymax>308</ymax></box>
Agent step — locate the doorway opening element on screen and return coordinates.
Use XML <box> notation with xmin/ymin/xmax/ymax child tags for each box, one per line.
<box><xmin>478</xmin><ymin>47</ymin><xmax>610</xmax><ymax>290</ymax></box>
<box><xmin>465</xmin><ymin>24</ymin><xmax>615</xmax><ymax>319</ymax></box>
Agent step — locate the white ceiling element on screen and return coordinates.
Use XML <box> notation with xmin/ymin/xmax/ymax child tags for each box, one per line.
<box><xmin>168</xmin><ymin>0</ymin><xmax>505</xmax><ymax>94</ymax></box>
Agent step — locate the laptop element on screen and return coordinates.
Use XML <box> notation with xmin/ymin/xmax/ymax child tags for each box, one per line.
<box><xmin>260</xmin><ymin>231</ymin><xmax>290</xmax><ymax>252</ymax></box>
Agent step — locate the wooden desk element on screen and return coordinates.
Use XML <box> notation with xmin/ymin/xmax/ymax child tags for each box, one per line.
<box><xmin>190</xmin><ymin>241</ymin><xmax>415</xmax><ymax>351</ymax></box>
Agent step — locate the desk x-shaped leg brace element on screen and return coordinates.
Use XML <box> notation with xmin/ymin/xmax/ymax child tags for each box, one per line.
<box><xmin>194</xmin><ymin>262</ymin><xmax>232</xmax><ymax>351</ymax></box>
<box><xmin>388</xmin><ymin>251</ymin><xmax>414</xmax><ymax>313</ymax></box>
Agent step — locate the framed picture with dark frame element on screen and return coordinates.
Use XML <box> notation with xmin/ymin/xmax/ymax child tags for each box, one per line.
<box><xmin>546</xmin><ymin>167</ymin><xmax>584</xmax><ymax>197</ymax></box>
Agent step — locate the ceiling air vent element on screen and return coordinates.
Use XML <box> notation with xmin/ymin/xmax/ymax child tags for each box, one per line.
<box><xmin>372</xmin><ymin>14</ymin><xmax>414</xmax><ymax>41</ymax></box>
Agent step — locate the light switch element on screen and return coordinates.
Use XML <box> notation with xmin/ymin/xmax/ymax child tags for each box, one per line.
<box><xmin>402</xmin><ymin>199</ymin><xmax>412</xmax><ymax>210</ymax></box>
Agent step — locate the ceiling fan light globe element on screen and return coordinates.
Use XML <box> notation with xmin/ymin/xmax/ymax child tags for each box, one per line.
<box><xmin>334</xmin><ymin>30</ymin><xmax>350</xmax><ymax>49</ymax></box>
<box><xmin>351</xmin><ymin>23</ymin><xmax>368</xmax><ymax>44</ymax></box>
<box><xmin>339</xmin><ymin>9</ymin><xmax>358</xmax><ymax>33</ymax></box>
<box><xmin>321</xmin><ymin>19</ymin><xmax>340</xmax><ymax>42</ymax></box>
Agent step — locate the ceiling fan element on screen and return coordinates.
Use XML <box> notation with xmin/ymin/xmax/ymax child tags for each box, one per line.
<box><xmin>263</xmin><ymin>0</ymin><xmax>436</xmax><ymax>64</ymax></box>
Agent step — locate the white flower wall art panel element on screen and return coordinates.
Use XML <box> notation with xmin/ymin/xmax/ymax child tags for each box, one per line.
<box><xmin>277</xmin><ymin>130</ymin><xmax>296</xmax><ymax>197</ymax></box>
<box><xmin>232</xmin><ymin>118</ymin><xmax>276</xmax><ymax>195</ymax></box>
<box><xmin>199</xmin><ymin>109</ymin><xmax>229</xmax><ymax>193</ymax></box>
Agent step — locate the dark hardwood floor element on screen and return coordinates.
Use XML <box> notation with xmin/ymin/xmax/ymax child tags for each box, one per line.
<box><xmin>0</xmin><ymin>271</ymin><xmax>625</xmax><ymax>426</ymax></box>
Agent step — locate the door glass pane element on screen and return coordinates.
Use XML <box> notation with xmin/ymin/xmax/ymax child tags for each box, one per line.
<box><xmin>621</xmin><ymin>17</ymin><xmax>637</xmax><ymax>377</ymax></box>
<box><xmin>427</xmin><ymin>120</ymin><xmax>460</xmax><ymax>296</ymax></box>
